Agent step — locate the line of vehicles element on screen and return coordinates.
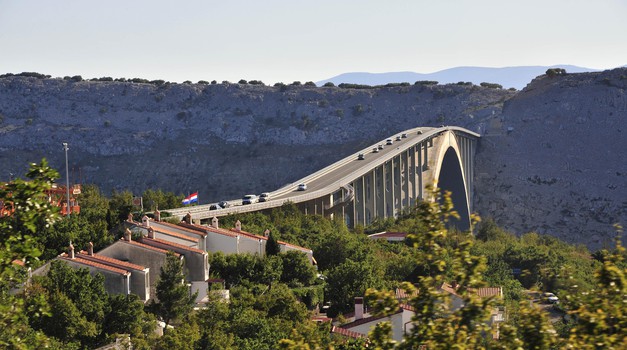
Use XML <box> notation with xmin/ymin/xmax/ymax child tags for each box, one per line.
<box><xmin>208</xmin><ymin>131</ymin><xmax>415</xmax><ymax>210</ymax></box>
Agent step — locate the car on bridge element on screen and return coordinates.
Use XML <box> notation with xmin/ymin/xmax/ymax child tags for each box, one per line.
<box><xmin>357</xmin><ymin>153</ymin><xmax>365</xmax><ymax>160</ymax></box>
<box><xmin>210</xmin><ymin>201</ymin><xmax>231</xmax><ymax>210</ymax></box>
<box><xmin>395</xmin><ymin>135</ymin><xmax>402</xmax><ymax>141</ymax></box>
<box><xmin>378</xmin><ymin>144</ymin><xmax>384</xmax><ymax>150</ymax></box>
<box><xmin>242</xmin><ymin>195</ymin><xmax>258</xmax><ymax>205</ymax></box>
<box><xmin>297</xmin><ymin>183</ymin><xmax>307</xmax><ymax>191</ymax></box>
<box><xmin>372</xmin><ymin>147</ymin><xmax>379</xmax><ymax>153</ymax></box>
<box><xmin>401</xmin><ymin>133</ymin><xmax>407</xmax><ymax>138</ymax></box>
<box><xmin>259</xmin><ymin>192</ymin><xmax>270</xmax><ymax>202</ymax></box>
<box><xmin>386</xmin><ymin>139</ymin><xmax>393</xmax><ymax>145</ymax></box>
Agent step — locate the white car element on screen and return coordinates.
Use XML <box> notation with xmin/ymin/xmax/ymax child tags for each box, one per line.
<box><xmin>543</xmin><ymin>292</ymin><xmax>559</xmax><ymax>304</ymax></box>
<box><xmin>297</xmin><ymin>183</ymin><xmax>307</xmax><ymax>191</ymax></box>
<box><xmin>242</xmin><ymin>194</ymin><xmax>258</xmax><ymax>205</ymax></box>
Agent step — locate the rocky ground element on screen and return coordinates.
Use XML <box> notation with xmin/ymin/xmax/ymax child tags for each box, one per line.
<box><xmin>0</xmin><ymin>69</ymin><xmax>625</xmax><ymax>250</ymax></box>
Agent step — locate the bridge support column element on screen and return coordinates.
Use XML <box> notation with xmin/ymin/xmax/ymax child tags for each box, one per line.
<box><xmin>393</xmin><ymin>155</ymin><xmax>401</xmax><ymax>216</ymax></box>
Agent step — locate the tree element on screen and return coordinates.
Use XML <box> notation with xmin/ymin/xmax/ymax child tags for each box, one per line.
<box><xmin>0</xmin><ymin>159</ymin><xmax>59</xmax><ymax>349</ymax></box>
<box><xmin>279</xmin><ymin>251</ymin><xmax>317</xmax><ymax>287</ymax></box>
<box><xmin>266</xmin><ymin>231</ymin><xmax>281</xmax><ymax>256</ymax></box>
<box><xmin>150</xmin><ymin>252</ymin><xmax>196</xmax><ymax>331</ymax></box>
<box><xmin>565</xmin><ymin>227</ymin><xmax>627</xmax><ymax>349</ymax></box>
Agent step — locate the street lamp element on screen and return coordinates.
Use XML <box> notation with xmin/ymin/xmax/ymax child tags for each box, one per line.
<box><xmin>62</xmin><ymin>142</ymin><xmax>70</xmax><ymax>217</ymax></box>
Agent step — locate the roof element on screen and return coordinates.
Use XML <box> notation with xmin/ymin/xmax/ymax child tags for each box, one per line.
<box><xmin>340</xmin><ymin>308</ymin><xmax>403</xmax><ymax>329</ymax></box>
<box><xmin>77</xmin><ymin>251</ymin><xmax>146</xmax><ymax>271</ymax></box>
<box><xmin>153</xmin><ymin>221</ymin><xmax>207</xmax><ymax>237</ymax></box>
<box><xmin>331</xmin><ymin>326</ymin><xmax>368</xmax><ymax>339</ymax></box>
<box><xmin>141</xmin><ymin>237</ymin><xmax>206</xmax><ymax>255</ymax></box>
<box><xmin>59</xmin><ymin>254</ymin><xmax>130</xmax><ymax>276</ymax></box>
<box><xmin>117</xmin><ymin>238</ymin><xmax>178</xmax><ymax>256</ymax></box>
<box><xmin>440</xmin><ymin>282</ymin><xmax>503</xmax><ymax>299</ymax></box>
<box><xmin>147</xmin><ymin>225</ymin><xmax>199</xmax><ymax>243</ymax></box>
<box><xmin>368</xmin><ymin>231</ymin><xmax>408</xmax><ymax>239</ymax></box>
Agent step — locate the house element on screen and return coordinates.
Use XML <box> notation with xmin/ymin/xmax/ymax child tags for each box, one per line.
<box><xmin>97</xmin><ymin>230</ymin><xmax>178</xmax><ymax>294</ymax></box>
<box><xmin>32</xmin><ymin>243</ymin><xmax>149</xmax><ymax>299</ymax></box>
<box><xmin>182</xmin><ymin>216</ymin><xmax>315</xmax><ymax>263</ymax></box>
<box><xmin>125</xmin><ymin>214</ymin><xmax>204</xmax><ymax>251</ymax></box>
<box><xmin>337</xmin><ymin>297</ymin><xmax>415</xmax><ymax>342</ymax></box>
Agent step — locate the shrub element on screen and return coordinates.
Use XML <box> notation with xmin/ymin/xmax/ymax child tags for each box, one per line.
<box><xmin>211</xmin><ymin>80</ymin><xmax>217</xmax><ymax>84</ymax></box>
<box><xmin>291</xmin><ymin>81</ymin><xmax>302</xmax><ymax>86</ymax></box>
<box><xmin>114</xmin><ymin>77</ymin><xmax>126</xmax><ymax>82</ymax></box>
<box><xmin>414</xmin><ymin>80</ymin><xmax>438</xmax><ymax>85</ymax></box>
<box><xmin>351</xmin><ymin>104</ymin><xmax>365</xmax><ymax>116</ymax></box>
<box><xmin>221</xmin><ymin>80</ymin><xmax>230</xmax><ymax>84</ymax></box>
<box><xmin>304</xmin><ymin>81</ymin><xmax>316</xmax><ymax>87</ymax></box>
<box><xmin>104</xmin><ymin>120</ymin><xmax>111</xmax><ymax>127</ymax></box>
<box><xmin>197</xmin><ymin>80</ymin><xmax>209</xmax><ymax>85</ymax></box>
<box><xmin>18</xmin><ymin>72</ymin><xmax>51</xmax><ymax>79</ymax></box>
<box><xmin>150</xmin><ymin>79</ymin><xmax>165</xmax><ymax>86</ymax></box>
<box><xmin>249</xmin><ymin>80</ymin><xmax>264</xmax><ymax>85</ymax></box>
<box><xmin>480</xmin><ymin>82</ymin><xmax>503</xmax><ymax>89</ymax></box>
<box><xmin>546</xmin><ymin>68</ymin><xmax>567</xmax><ymax>77</ymax></box>
<box><xmin>98</xmin><ymin>77</ymin><xmax>113</xmax><ymax>82</ymax></box>
<box><xmin>183</xmin><ymin>80</ymin><xmax>192</xmax><ymax>84</ymax></box>
<box><xmin>323</xmin><ymin>82</ymin><xmax>335</xmax><ymax>87</ymax></box>
<box><xmin>238</xmin><ymin>79</ymin><xmax>248</xmax><ymax>84</ymax></box>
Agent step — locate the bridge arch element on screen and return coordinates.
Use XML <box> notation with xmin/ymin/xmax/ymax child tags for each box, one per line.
<box><xmin>434</xmin><ymin>146</ymin><xmax>471</xmax><ymax>231</ymax></box>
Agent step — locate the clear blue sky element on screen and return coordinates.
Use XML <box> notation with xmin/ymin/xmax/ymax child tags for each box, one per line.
<box><xmin>1</xmin><ymin>0</ymin><xmax>625</xmax><ymax>84</ymax></box>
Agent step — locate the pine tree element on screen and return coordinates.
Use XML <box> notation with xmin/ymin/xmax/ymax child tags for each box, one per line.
<box><xmin>151</xmin><ymin>252</ymin><xmax>196</xmax><ymax>331</ymax></box>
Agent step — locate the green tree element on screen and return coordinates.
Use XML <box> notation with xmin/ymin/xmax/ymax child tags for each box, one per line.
<box><xmin>0</xmin><ymin>159</ymin><xmax>59</xmax><ymax>349</ymax></box>
<box><xmin>266</xmin><ymin>231</ymin><xmax>281</xmax><ymax>256</ymax></box>
<box><xmin>150</xmin><ymin>252</ymin><xmax>196</xmax><ymax>331</ymax></box>
<box><xmin>279</xmin><ymin>250</ymin><xmax>317</xmax><ymax>287</ymax></box>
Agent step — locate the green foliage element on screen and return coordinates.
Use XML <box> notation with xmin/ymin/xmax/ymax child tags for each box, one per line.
<box><xmin>480</xmin><ymin>82</ymin><xmax>503</xmax><ymax>89</ymax></box>
<box><xmin>198</xmin><ymin>80</ymin><xmax>209</xmax><ymax>84</ymax></box>
<box><xmin>546</xmin><ymin>68</ymin><xmax>567</xmax><ymax>77</ymax></box>
<box><xmin>0</xmin><ymin>160</ymin><xmax>58</xmax><ymax>349</ymax></box>
<box><xmin>266</xmin><ymin>231</ymin><xmax>281</xmax><ymax>256</ymax></box>
<box><xmin>351</xmin><ymin>104</ymin><xmax>365</xmax><ymax>116</ymax></box>
<box><xmin>238</xmin><ymin>79</ymin><xmax>248</xmax><ymax>84</ymax></box>
<box><xmin>279</xmin><ymin>250</ymin><xmax>317</xmax><ymax>287</ymax></box>
<box><xmin>304</xmin><ymin>81</ymin><xmax>317</xmax><ymax>87</ymax></box>
<box><xmin>150</xmin><ymin>252</ymin><xmax>197</xmax><ymax>330</ymax></box>
<box><xmin>414</xmin><ymin>80</ymin><xmax>438</xmax><ymax>85</ymax></box>
<box><xmin>323</xmin><ymin>82</ymin><xmax>335</xmax><ymax>87</ymax></box>
<box><xmin>338</xmin><ymin>83</ymin><xmax>373</xmax><ymax>89</ymax></box>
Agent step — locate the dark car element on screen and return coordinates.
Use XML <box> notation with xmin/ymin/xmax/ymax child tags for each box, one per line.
<box><xmin>386</xmin><ymin>139</ymin><xmax>393</xmax><ymax>145</ymax></box>
<box><xmin>218</xmin><ymin>201</ymin><xmax>230</xmax><ymax>208</ymax></box>
<box><xmin>357</xmin><ymin>153</ymin><xmax>365</xmax><ymax>160</ymax></box>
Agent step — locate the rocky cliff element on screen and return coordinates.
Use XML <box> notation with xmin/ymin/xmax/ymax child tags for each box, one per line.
<box><xmin>0</xmin><ymin>70</ymin><xmax>625</xmax><ymax>249</ymax></box>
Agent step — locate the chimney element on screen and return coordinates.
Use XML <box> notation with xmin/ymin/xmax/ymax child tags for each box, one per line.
<box><xmin>127</xmin><ymin>213</ymin><xmax>134</xmax><ymax>222</ymax></box>
<box><xmin>87</xmin><ymin>241</ymin><xmax>94</xmax><ymax>256</ymax></box>
<box><xmin>142</xmin><ymin>215</ymin><xmax>150</xmax><ymax>227</ymax></box>
<box><xmin>148</xmin><ymin>227</ymin><xmax>155</xmax><ymax>239</ymax></box>
<box><xmin>211</xmin><ymin>217</ymin><xmax>218</xmax><ymax>229</ymax></box>
<box><xmin>235</xmin><ymin>220</ymin><xmax>241</xmax><ymax>232</ymax></box>
<box><xmin>68</xmin><ymin>242</ymin><xmax>75</xmax><ymax>259</ymax></box>
<box><xmin>354</xmin><ymin>297</ymin><xmax>364</xmax><ymax>320</ymax></box>
<box><xmin>264</xmin><ymin>229</ymin><xmax>270</xmax><ymax>237</ymax></box>
<box><xmin>124</xmin><ymin>228</ymin><xmax>132</xmax><ymax>242</ymax></box>
<box><xmin>183</xmin><ymin>213</ymin><xmax>192</xmax><ymax>224</ymax></box>
<box><xmin>154</xmin><ymin>208</ymin><xmax>161</xmax><ymax>222</ymax></box>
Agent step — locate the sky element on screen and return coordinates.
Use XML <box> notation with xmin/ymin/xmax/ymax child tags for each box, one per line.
<box><xmin>1</xmin><ymin>0</ymin><xmax>626</xmax><ymax>84</ymax></box>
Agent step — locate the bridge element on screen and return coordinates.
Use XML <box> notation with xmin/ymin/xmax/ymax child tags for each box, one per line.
<box><xmin>164</xmin><ymin>126</ymin><xmax>479</xmax><ymax>230</ymax></box>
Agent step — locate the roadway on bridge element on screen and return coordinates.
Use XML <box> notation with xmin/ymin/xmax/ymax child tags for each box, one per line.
<box><xmin>164</xmin><ymin>126</ymin><xmax>441</xmax><ymax>219</ymax></box>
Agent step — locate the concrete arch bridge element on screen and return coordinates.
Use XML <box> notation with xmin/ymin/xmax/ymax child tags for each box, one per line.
<box><xmin>164</xmin><ymin>126</ymin><xmax>479</xmax><ymax>230</ymax></box>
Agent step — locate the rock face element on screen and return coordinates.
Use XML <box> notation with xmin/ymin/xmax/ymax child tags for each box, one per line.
<box><xmin>0</xmin><ymin>70</ymin><xmax>625</xmax><ymax>249</ymax></box>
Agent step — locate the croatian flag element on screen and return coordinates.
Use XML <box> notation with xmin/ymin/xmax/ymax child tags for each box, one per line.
<box><xmin>182</xmin><ymin>192</ymin><xmax>198</xmax><ymax>205</ymax></box>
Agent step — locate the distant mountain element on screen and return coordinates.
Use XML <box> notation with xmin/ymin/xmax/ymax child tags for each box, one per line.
<box><xmin>317</xmin><ymin>65</ymin><xmax>603</xmax><ymax>90</ymax></box>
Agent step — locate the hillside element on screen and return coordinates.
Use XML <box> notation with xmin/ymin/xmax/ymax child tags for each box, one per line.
<box><xmin>0</xmin><ymin>69</ymin><xmax>625</xmax><ymax>249</ymax></box>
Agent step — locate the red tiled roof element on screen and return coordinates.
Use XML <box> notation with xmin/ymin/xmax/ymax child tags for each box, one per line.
<box><xmin>331</xmin><ymin>326</ymin><xmax>368</xmax><ymax>339</ymax></box>
<box><xmin>172</xmin><ymin>221</ymin><xmax>208</xmax><ymax>236</ymax></box>
<box><xmin>141</xmin><ymin>237</ymin><xmax>206</xmax><ymax>254</ymax></box>
<box><xmin>119</xmin><ymin>238</ymin><xmax>178</xmax><ymax>256</ymax></box>
<box><xmin>59</xmin><ymin>254</ymin><xmax>130</xmax><ymax>275</ymax></box>
<box><xmin>341</xmin><ymin>308</ymin><xmax>403</xmax><ymax>329</ymax></box>
<box><xmin>149</xmin><ymin>225</ymin><xmax>199</xmax><ymax>243</ymax></box>
<box><xmin>205</xmin><ymin>226</ymin><xmax>239</xmax><ymax>238</ymax></box>
<box><xmin>153</xmin><ymin>221</ymin><xmax>207</xmax><ymax>237</ymax></box>
<box><xmin>77</xmin><ymin>251</ymin><xmax>146</xmax><ymax>271</ymax></box>
<box><xmin>12</xmin><ymin>259</ymin><xmax>25</xmax><ymax>266</ymax></box>
<box><xmin>440</xmin><ymin>282</ymin><xmax>502</xmax><ymax>299</ymax></box>
<box><xmin>278</xmin><ymin>240</ymin><xmax>313</xmax><ymax>253</ymax></box>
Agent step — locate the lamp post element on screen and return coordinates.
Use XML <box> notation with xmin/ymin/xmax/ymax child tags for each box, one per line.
<box><xmin>62</xmin><ymin>142</ymin><xmax>70</xmax><ymax>217</ymax></box>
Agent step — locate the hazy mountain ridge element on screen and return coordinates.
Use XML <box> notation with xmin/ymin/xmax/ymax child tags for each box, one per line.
<box><xmin>0</xmin><ymin>68</ymin><xmax>625</xmax><ymax>249</ymax></box>
<box><xmin>317</xmin><ymin>65</ymin><xmax>603</xmax><ymax>90</ymax></box>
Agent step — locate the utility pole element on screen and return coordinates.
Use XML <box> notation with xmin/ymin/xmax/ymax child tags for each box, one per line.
<box><xmin>62</xmin><ymin>142</ymin><xmax>71</xmax><ymax>217</ymax></box>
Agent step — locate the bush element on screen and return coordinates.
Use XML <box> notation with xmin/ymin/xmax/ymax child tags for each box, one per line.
<box><xmin>182</xmin><ymin>80</ymin><xmax>192</xmax><ymax>84</ymax></box>
<box><xmin>150</xmin><ymin>79</ymin><xmax>165</xmax><ymax>86</ymax></box>
<box><xmin>546</xmin><ymin>68</ymin><xmax>567</xmax><ymax>77</ymax></box>
<box><xmin>304</xmin><ymin>81</ymin><xmax>316</xmax><ymax>87</ymax></box>
<box><xmin>414</xmin><ymin>80</ymin><xmax>438</xmax><ymax>85</ymax></box>
<box><xmin>249</xmin><ymin>80</ymin><xmax>264</xmax><ymax>85</ymax></box>
<box><xmin>480</xmin><ymin>82</ymin><xmax>503</xmax><ymax>89</ymax></box>
<box><xmin>291</xmin><ymin>81</ymin><xmax>302</xmax><ymax>86</ymax></box>
<box><xmin>238</xmin><ymin>79</ymin><xmax>248</xmax><ymax>84</ymax></box>
<box><xmin>211</xmin><ymin>80</ymin><xmax>217</xmax><ymax>84</ymax></box>
<box><xmin>323</xmin><ymin>82</ymin><xmax>335</xmax><ymax>87</ymax></box>
<box><xmin>197</xmin><ymin>80</ymin><xmax>209</xmax><ymax>85</ymax></box>
<box><xmin>98</xmin><ymin>77</ymin><xmax>114</xmax><ymax>82</ymax></box>
<box><xmin>338</xmin><ymin>83</ymin><xmax>373</xmax><ymax>89</ymax></box>
<box><xmin>351</xmin><ymin>104</ymin><xmax>365</xmax><ymax>116</ymax></box>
